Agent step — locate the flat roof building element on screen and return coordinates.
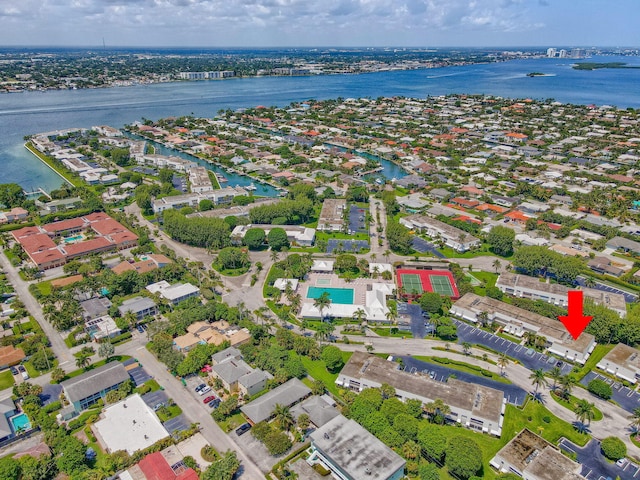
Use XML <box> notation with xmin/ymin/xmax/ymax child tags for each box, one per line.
<box><xmin>146</xmin><ymin>282</ymin><xmax>200</xmax><ymax>305</ymax></box>
<box><xmin>496</xmin><ymin>272</ymin><xmax>627</xmax><ymax>318</ymax></box>
<box><xmin>337</xmin><ymin>352</ymin><xmax>505</xmax><ymax>436</ymax></box>
<box><xmin>93</xmin><ymin>394</ymin><xmax>169</xmax><ymax>455</ymax></box>
<box><xmin>317</xmin><ymin>199</ymin><xmax>346</xmax><ymax>232</ymax></box>
<box><xmin>231</xmin><ymin>224</ymin><xmax>316</xmax><ymax>247</ymax></box>
<box><xmin>118</xmin><ymin>296</ymin><xmax>158</xmax><ymax>321</ymax></box>
<box><xmin>596</xmin><ymin>343</ymin><xmax>640</xmax><ymax>384</ymax></box>
<box><xmin>451</xmin><ymin>293</ymin><xmax>596</xmax><ymax>364</ymax></box>
<box><xmin>308</xmin><ymin>414</ymin><xmax>406</xmax><ymax>480</ymax></box>
<box><xmin>491</xmin><ymin>428</ymin><xmax>585</xmax><ymax>480</ymax></box>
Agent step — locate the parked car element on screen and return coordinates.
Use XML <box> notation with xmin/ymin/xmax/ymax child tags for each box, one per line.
<box><xmin>208</xmin><ymin>399</ymin><xmax>221</xmax><ymax>408</ymax></box>
<box><xmin>198</xmin><ymin>386</ymin><xmax>211</xmax><ymax>395</ymax></box>
<box><xmin>136</xmin><ymin>325</ymin><xmax>144</xmax><ymax>333</ymax></box>
<box><xmin>17</xmin><ymin>365</ymin><xmax>25</xmax><ymax>373</ymax></box>
<box><xmin>21</xmin><ymin>371</ymin><xmax>29</xmax><ymax>380</ymax></box>
<box><xmin>235</xmin><ymin>423</ymin><xmax>251</xmax><ymax>436</ymax></box>
<box><xmin>203</xmin><ymin>395</ymin><xmax>216</xmax><ymax>404</ymax></box>
<box><xmin>195</xmin><ymin>383</ymin><xmax>206</xmax><ymax>392</ymax></box>
<box><xmin>9</xmin><ymin>367</ymin><xmax>18</xmax><ymax>375</ymax></box>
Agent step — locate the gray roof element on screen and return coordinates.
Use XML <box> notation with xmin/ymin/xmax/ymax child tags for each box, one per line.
<box><xmin>290</xmin><ymin>395</ymin><xmax>340</xmax><ymax>428</ymax></box>
<box><xmin>61</xmin><ymin>362</ymin><xmax>130</xmax><ymax>404</ymax></box>
<box><xmin>241</xmin><ymin>378</ymin><xmax>311</xmax><ymax>424</ymax></box>
<box><xmin>0</xmin><ymin>398</ymin><xmax>15</xmax><ymax>415</ymax></box>
<box><xmin>607</xmin><ymin>236</ymin><xmax>640</xmax><ymax>254</ymax></box>
<box><xmin>238</xmin><ymin>369</ymin><xmax>269</xmax><ymax>388</ymax></box>
<box><xmin>0</xmin><ymin>415</ymin><xmax>11</xmax><ymax>438</ymax></box>
<box><xmin>212</xmin><ymin>346</ymin><xmax>242</xmax><ymax>365</ymax></box>
<box><xmin>118</xmin><ymin>296</ymin><xmax>157</xmax><ymax>315</ymax></box>
<box><xmin>212</xmin><ymin>359</ymin><xmax>253</xmax><ymax>385</ymax></box>
<box><xmin>81</xmin><ymin>297</ymin><xmax>112</xmax><ymax>319</ymax></box>
<box><xmin>310</xmin><ymin>414</ymin><xmax>405</xmax><ymax>479</ymax></box>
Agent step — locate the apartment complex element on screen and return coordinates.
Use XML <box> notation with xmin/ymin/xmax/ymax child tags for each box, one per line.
<box><xmin>151</xmin><ymin>186</ymin><xmax>249</xmax><ymax>213</ymax></box>
<box><xmin>596</xmin><ymin>343</ymin><xmax>640</xmax><ymax>384</ymax></box>
<box><xmin>399</xmin><ymin>214</ymin><xmax>481</xmax><ymax>252</ymax></box>
<box><xmin>496</xmin><ymin>273</ymin><xmax>627</xmax><ymax>317</ymax></box>
<box><xmin>12</xmin><ymin>212</ymin><xmax>138</xmax><ymax>270</ymax></box>
<box><xmin>231</xmin><ymin>224</ymin><xmax>316</xmax><ymax>247</ymax></box>
<box><xmin>317</xmin><ymin>199</ymin><xmax>346</xmax><ymax>232</ymax></box>
<box><xmin>336</xmin><ymin>352</ymin><xmax>505</xmax><ymax>436</ymax></box>
<box><xmin>451</xmin><ymin>293</ymin><xmax>596</xmax><ymax>364</ymax></box>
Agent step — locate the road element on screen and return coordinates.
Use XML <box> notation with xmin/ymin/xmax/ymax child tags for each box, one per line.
<box><xmin>337</xmin><ymin>336</ymin><xmax>640</xmax><ymax>459</ymax></box>
<box><xmin>368</xmin><ymin>196</ymin><xmax>388</xmax><ymax>256</ymax></box>
<box><xmin>0</xmin><ymin>250</ymin><xmax>74</xmax><ymax>367</ymax></box>
<box><xmin>117</xmin><ymin>340</ymin><xmax>265</xmax><ymax>479</ymax></box>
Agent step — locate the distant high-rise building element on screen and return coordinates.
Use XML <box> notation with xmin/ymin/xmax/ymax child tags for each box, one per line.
<box><xmin>558</xmin><ymin>49</ymin><xmax>567</xmax><ymax>58</ymax></box>
<box><xmin>571</xmin><ymin>48</ymin><xmax>586</xmax><ymax>59</ymax></box>
<box><xmin>546</xmin><ymin>48</ymin><xmax>557</xmax><ymax>58</ymax></box>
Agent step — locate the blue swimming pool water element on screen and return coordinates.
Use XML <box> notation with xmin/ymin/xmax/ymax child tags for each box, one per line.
<box><xmin>63</xmin><ymin>235</ymin><xmax>83</xmax><ymax>243</ymax></box>
<box><xmin>307</xmin><ymin>287</ymin><xmax>354</xmax><ymax>305</ymax></box>
<box><xmin>10</xmin><ymin>413</ymin><xmax>31</xmax><ymax>432</ymax></box>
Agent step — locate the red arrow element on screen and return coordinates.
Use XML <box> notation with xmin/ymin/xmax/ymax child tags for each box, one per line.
<box><xmin>558</xmin><ymin>291</ymin><xmax>593</xmax><ymax>340</ymax></box>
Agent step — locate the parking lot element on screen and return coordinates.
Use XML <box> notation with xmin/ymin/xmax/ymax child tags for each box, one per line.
<box><xmin>40</xmin><ymin>384</ymin><xmax>62</xmax><ymax>406</ymax></box>
<box><xmin>581</xmin><ymin>371</ymin><xmax>640</xmax><ymax>413</ymax></box>
<box><xmin>411</xmin><ymin>237</ymin><xmax>445</xmax><ymax>258</ymax></box>
<box><xmin>348</xmin><ymin>205</ymin><xmax>368</xmax><ymax>234</ymax></box>
<box><xmin>560</xmin><ymin>438</ymin><xmax>640</xmax><ymax>480</ymax></box>
<box><xmin>454</xmin><ymin>320</ymin><xmax>574</xmax><ymax>375</ymax></box>
<box><xmin>401</xmin><ymin>356</ymin><xmax>527</xmax><ymax>406</ymax></box>
<box><xmin>576</xmin><ymin>276</ymin><xmax>638</xmax><ymax>303</ymax></box>
<box><xmin>397</xmin><ymin>302</ymin><xmax>431</xmax><ymax>338</ymax></box>
<box><xmin>326</xmin><ymin>239</ymin><xmax>369</xmax><ymax>253</ymax></box>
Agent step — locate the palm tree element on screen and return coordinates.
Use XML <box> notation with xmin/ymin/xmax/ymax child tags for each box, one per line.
<box><xmin>462</xmin><ymin>342</ymin><xmax>472</xmax><ymax>355</ymax></box>
<box><xmin>289</xmin><ymin>294</ymin><xmax>302</xmax><ymax>314</ymax></box>
<box><xmin>313</xmin><ymin>292</ymin><xmax>331</xmax><ymax>321</ymax></box>
<box><xmin>574</xmin><ymin>399</ymin><xmax>595</xmax><ymax>426</ymax></box>
<box><xmin>370</xmin><ymin>253</ymin><xmax>378</xmax><ymax>263</ymax></box>
<box><xmin>76</xmin><ymin>353</ymin><xmax>91</xmax><ymax>370</ymax></box>
<box><xmin>529</xmin><ymin>368</ymin><xmax>548</xmax><ymax>393</ymax></box>
<box><xmin>272</xmin><ymin>403</ymin><xmax>294</xmax><ymax>431</ymax></box>
<box><xmin>385</xmin><ymin>309</ymin><xmax>398</xmax><ymax>325</ymax></box>
<box><xmin>402</xmin><ymin>440</ymin><xmax>421</xmax><ymax>460</ymax></box>
<box><xmin>628</xmin><ymin>407</ymin><xmax>640</xmax><ymax>435</ymax></box>
<box><xmin>353</xmin><ymin>308</ymin><xmax>366</xmax><ymax>327</ymax></box>
<box><xmin>383</xmin><ymin>249</ymin><xmax>391</xmax><ymax>263</ymax></box>
<box><xmin>558</xmin><ymin>375</ymin><xmax>576</xmax><ymax>400</ymax></box>
<box><xmin>492</xmin><ymin>258</ymin><xmax>502</xmax><ymax>274</ymax></box>
<box><xmin>584</xmin><ymin>277</ymin><xmax>596</xmax><ymax>288</ymax></box>
<box><xmin>548</xmin><ymin>366</ymin><xmax>562</xmax><ymax>391</ymax></box>
<box><xmin>270</xmin><ymin>250</ymin><xmax>280</xmax><ymax>263</ymax></box>
<box><xmin>432</xmin><ymin>398</ymin><xmax>451</xmax><ymax>424</ymax></box>
<box><xmin>497</xmin><ymin>353</ymin><xmax>509</xmax><ymax>375</ymax></box>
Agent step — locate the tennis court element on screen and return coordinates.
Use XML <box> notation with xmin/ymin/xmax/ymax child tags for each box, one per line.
<box><xmin>429</xmin><ymin>274</ymin><xmax>455</xmax><ymax>296</ymax></box>
<box><xmin>400</xmin><ymin>273</ymin><xmax>424</xmax><ymax>295</ymax></box>
<box><xmin>396</xmin><ymin>268</ymin><xmax>460</xmax><ymax>299</ymax></box>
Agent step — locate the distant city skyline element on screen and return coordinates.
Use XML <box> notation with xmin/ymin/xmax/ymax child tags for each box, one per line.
<box><xmin>0</xmin><ymin>0</ymin><xmax>638</xmax><ymax>48</ymax></box>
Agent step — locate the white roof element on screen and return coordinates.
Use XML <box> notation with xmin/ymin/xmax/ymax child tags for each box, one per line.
<box><xmin>146</xmin><ymin>280</ymin><xmax>171</xmax><ymax>294</ymax></box>
<box><xmin>311</xmin><ymin>260</ymin><xmax>334</xmax><ymax>272</ymax></box>
<box><xmin>93</xmin><ymin>394</ymin><xmax>169</xmax><ymax>454</ymax></box>
<box><xmin>369</xmin><ymin>263</ymin><xmax>393</xmax><ymax>274</ymax></box>
<box><xmin>161</xmin><ymin>283</ymin><xmax>200</xmax><ymax>301</ymax></box>
<box><xmin>273</xmin><ymin>278</ymin><xmax>299</xmax><ymax>291</ymax></box>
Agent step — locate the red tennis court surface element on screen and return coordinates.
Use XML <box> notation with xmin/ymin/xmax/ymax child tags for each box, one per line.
<box><xmin>396</xmin><ymin>269</ymin><xmax>459</xmax><ymax>299</ymax></box>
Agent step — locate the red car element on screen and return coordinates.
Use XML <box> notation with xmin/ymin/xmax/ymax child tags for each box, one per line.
<box><xmin>203</xmin><ymin>396</ymin><xmax>216</xmax><ymax>404</ymax></box>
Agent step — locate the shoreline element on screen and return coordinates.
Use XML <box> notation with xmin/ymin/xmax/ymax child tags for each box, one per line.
<box><xmin>24</xmin><ymin>142</ymin><xmax>74</xmax><ymax>189</ymax></box>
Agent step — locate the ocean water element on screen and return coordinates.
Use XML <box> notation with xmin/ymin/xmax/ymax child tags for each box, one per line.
<box><xmin>0</xmin><ymin>55</ymin><xmax>638</xmax><ymax>191</ymax></box>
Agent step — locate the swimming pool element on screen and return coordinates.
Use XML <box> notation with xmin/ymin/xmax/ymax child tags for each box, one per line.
<box><xmin>10</xmin><ymin>413</ymin><xmax>31</xmax><ymax>433</ymax></box>
<box><xmin>307</xmin><ymin>287</ymin><xmax>354</xmax><ymax>304</ymax></box>
<box><xmin>63</xmin><ymin>234</ymin><xmax>83</xmax><ymax>244</ymax></box>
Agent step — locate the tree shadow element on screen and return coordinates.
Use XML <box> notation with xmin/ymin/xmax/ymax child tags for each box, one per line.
<box><xmin>530</xmin><ymin>391</ymin><xmax>546</xmax><ymax>404</ymax></box>
<box><xmin>573</xmin><ymin>421</ymin><xmax>591</xmax><ymax>434</ymax></box>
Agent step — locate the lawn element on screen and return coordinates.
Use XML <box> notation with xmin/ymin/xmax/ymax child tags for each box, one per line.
<box><xmin>62</xmin><ymin>356</ymin><xmax>132</xmax><ymax>381</ymax></box>
<box><xmin>33</xmin><ymin>281</ymin><xmax>52</xmax><ymax>297</ymax></box>
<box><xmin>0</xmin><ymin>370</ymin><xmax>15</xmax><ymax>389</ymax></box>
<box><xmin>372</xmin><ymin>327</ymin><xmax>411</xmax><ymax>338</ymax></box>
<box><xmin>156</xmin><ymin>404</ymin><xmax>182</xmax><ymax>422</ymax></box>
<box><xmin>216</xmin><ymin>412</ymin><xmax>246</xmax><ymax>433</ymax></box>
<box><xmin>549</xmin><ymin>391</ymin><xmax>604</xmax><ymax>422</ymax></box>
<box><xmin>412</xmin><ymin>355</ymin><xmax>510</xmax><ymax>384</ymax></box>
<box><xmin>300</xmin><ymin>351</ymin><xmax>353</xmax><ymax>397</ymax></box>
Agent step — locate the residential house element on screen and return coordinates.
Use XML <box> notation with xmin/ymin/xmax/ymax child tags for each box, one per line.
<box><xmin>0</xmin><ymin>398</ymin><xmax>18</xmax><ymax>441</ymax></box>
<box><xmin>146</xmin><ymin>281</ymin><xmax>200</xmax><ymax>305</ymax></box>
<box><xmin>606</xmin><ymin>236</ymin><xmax>640</xmax><ymax>256</ymax></box>
<box><xmin>240</xmin><ymin>378</ymin><xmax>311</xmax><ymax>424</ymax></box>
<box><xmin>210</xmin><ymin>347</ymin><xmax>269</xmax><ymax>396</ymax></box>
<box><xmin>399</xmin><ymin>214</ymin><xmax>481</xmax><ymax>252</ymax></box>
<box><xmin>118</xmin><ymin>296</ymin><xmax>158</xmax><ymax>321</ymax></box>
<box><xmin>596</xmin><ymin>343</ymin><xmax>640</xmax><ymax>384</ymax></box>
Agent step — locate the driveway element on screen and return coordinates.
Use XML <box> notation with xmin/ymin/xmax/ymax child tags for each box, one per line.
<box><xmin>560</xmin><ymin>438</ymin><xmax>640</xmax><ymax>480</ymax></box>
<box><xmin>411</xmin><ymin>237</ymin><xmax>445</xmax><ymax>258</ymax></box>
<box><xmin>397</xmin><ymin>302</ymin><xmax>429</xmax><ymax>338</ymax></box>
<box><xmin>454</xmin><ymin>320</ymin><xmax>573</xmax><ymax>375</ymax></box>
<box><xmin>401</xmin><ymin>356</ymin><xmax>528</xmax><ymax>406</ymax></box>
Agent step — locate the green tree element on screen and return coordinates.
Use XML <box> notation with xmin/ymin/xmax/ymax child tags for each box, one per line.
<box><xmin>587</xmin><ymin>378</ymin><xmax>612</xmax><ymax>399</ymax></box>
<box><xmin>0</xmin><ymin>456</ymin><xmax>21</xmax><ymax>480</ymax></box>
<box><xmin>574</xmin><ymin>399</ymin><xmax>595</xmax><ymax>426</ymax></box>
<box><xmin>313</xmin><ymin>291</ymin><xmax>332</xmax><ymax>320</ymax></box>
<box><xmin>98</xmin><ymin>342</ymin><xmax>115</xmax><ymax>361</ymax></box>
<box><xmin>601</xmin><ymin>436</ymin><xmax>626</xmax><ymax>460</ymax></box>
<box><xmin>445</xmin><ymin>436</ymin><xmax>482</xmax><ymax>479</ymax></box>
<box><xmin>56</xmin><ymin>436</ymin><xmax>88</xmax><ymax>475</ymax></box>
<box><xmin>202</xmin><ymin>451</ymin><xmax>240</xmax><ymax>480</ymax></box>
<box><xmin>487</xmin><ymin>226</ymin><xmax>515</xmax><ymax>257</ymax></box>
<box><xmin>335</xmin><ymin>254</ymin><xmax>359</xmax><ymax>274</ymax></box>
<box><xmin>243</xmin><ymin>228</ymin><xmax>266</xmax><ymax>250</ymax></box>
<box><xmin>199</xmin><ymin>199</ymin><xmax>214</xmax><ymax>211</ymax></box>
<box><xmin>0</xmin><ymin>183</ymin><xmax>26</xmax><ymax>208</ymax></box>
<box><xmin>321</xmin><ymin>345</ymin><xmax>344</xmax><ymax>372</ymax></box>
<box><xmin>272</xmin><ymin>403</ymin><xmax>294</xmax><ymax>431</ymax></box>
<box><xmin>529</xmin><ymin>368</ymin><xmax>548</xmax><ymax>393</ymax></box>
<box><xmin>267</xmin><ymin>228</ymin><xmax>290</xmax><ymax>251</ymax></box>
<box><xmin>51</xmin><ymin>367</ymin><xmax>66</xmax><ymax>384</ymax></box>
<box><xmin>216</xmin><ymin>247</ymin><xmax>250</xmax><ymax>271</ymax></box>
<box><xmin>629</xmin><ymin>407</ymin><xmax>640</xmax><ymax>435</ymax></box>
<box><xmin>420</xmin><ymin>292</ymin><xmax>443</xmax><ymax>314</ymax></box>
<box><xmin>418</xmin><ymin>463</ymin><xmax>441</xmax><ymax>480</ymax></box>
<box><xmin>417</xmin><ymin>424</ymin><xmax>447</xmax><ymax>462</ymax></box>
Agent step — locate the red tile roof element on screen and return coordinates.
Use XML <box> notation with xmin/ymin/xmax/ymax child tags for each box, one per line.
<box><xmin>12</xmin><ymin>226</ymin><xmax>41</xmax><ymax>239</ymax></box>
<box><xmin>138</xmin><ymin>452</ymin><xmax>176</xmax><ymax>480</ymax></box>
<box><xmin>505</xmin><ymin>210</ymin><xmax>530</xmax><ymax>222</ymax></box>
<box><xmin>64</xmin><ymin>237</ymin><xmax>112</xmax><ymax>257</ymax></box>
<box><xmin>42</xmin><ymin>217</ymin><xmax>86</xmax><ymax>234</ymax></box>
<box><xmin>31</xmin><ymin>249</ymin><xmax>65</xmax><ymax>265</ymax></box>
<box><xmin>18</xmin><ymin>233</ymin><xmax>56</xmax><ymax>253</ymax></box>
<box><xmin>90</xmin><ymin>218</ymin><xmax>128</xmax><ymax>236</ymax></box>
<box><xmin>111</xmin><ymin>231</ymin><xmax>139</xmax><ymax>245</ymax></box>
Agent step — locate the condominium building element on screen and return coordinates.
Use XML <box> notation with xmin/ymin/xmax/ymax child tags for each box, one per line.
<box><xmin>317</xmin><ymin>199</ymin><xmax>346</xmax><ymax>232</ymax></box>
<box><xmin>399</xmin><ymin>214</ymin><xmax>481</xmax><ymax>252</ymax></box>
<box><xmin>336</xmin><ymin>352</ymin><xmax>505</xmax><ymax>436</ymax></box>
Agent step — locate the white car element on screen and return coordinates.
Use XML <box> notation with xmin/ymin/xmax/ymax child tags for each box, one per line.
<box><xmin>198</xmin><ymin>386</ymin><xmax>211</xmax><ymax>395</ymax></box>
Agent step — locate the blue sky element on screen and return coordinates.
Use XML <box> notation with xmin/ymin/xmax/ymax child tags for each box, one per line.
<box><xmin>0</xmin><ymin>0</ymin><xmax>637</xmax><ymax>47</ymax></box>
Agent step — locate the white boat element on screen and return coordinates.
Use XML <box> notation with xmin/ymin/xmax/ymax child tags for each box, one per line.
<box><xmin>216</xmin><ymin>173</ymin><xmax>228</xmax><ymax>182</ymax></box>
<box><xmin>246</xmin><ymin>183</ymin><xmax>257</xmax><ymax>191</ymax></box>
